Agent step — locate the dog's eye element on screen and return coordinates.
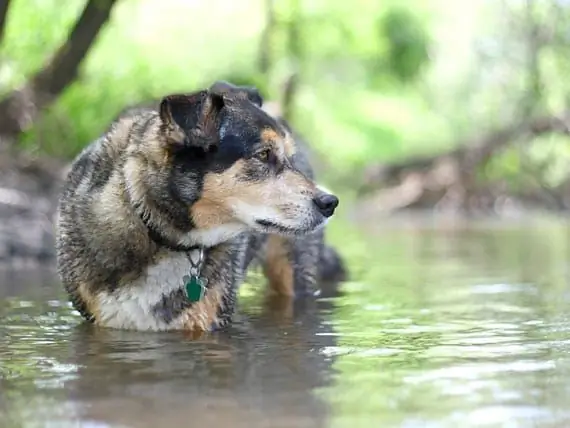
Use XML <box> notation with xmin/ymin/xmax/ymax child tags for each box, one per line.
<box><xmin>255</xmin><ymin>148</ymin><xmax>272</xmax><ymax>162</ymax></box>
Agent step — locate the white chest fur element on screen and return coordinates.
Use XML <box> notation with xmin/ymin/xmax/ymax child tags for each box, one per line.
<box><xmin>96</xmin><ymin>252</ymin><xmax>193</xmax><ymax>331</ymax></box>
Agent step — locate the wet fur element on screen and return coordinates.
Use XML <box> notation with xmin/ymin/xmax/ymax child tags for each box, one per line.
<box><xmin>56</xmin><ymin>81</ymin><xmax>346</xmax><ymax>333</ymax></box>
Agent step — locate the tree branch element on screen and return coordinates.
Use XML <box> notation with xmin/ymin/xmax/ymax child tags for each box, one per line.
<box><xmin>258</xmin><ymin>0</ymin><xmax>275</xmax><ymax>75</ymax></box>
<box><xmin>0</xmin><ymin>0</ymin><xmax>12</xmax><ymax>46</ymax></box>
<box><xmin>359</xmin><ymin>111</ymin><xmax>570</xmax><ymax>214</ymax></box>
<box><xmin>282</xmin><ymin>0</ymin><xmax>302</xmax><ymax>121</ymax></box>
<box><xmin>281</xmin><ymin>72</ymin><xmax>298</xmax><ymax>121</ymax></box>
<box><xmin>362</xmin><ymin>110</ymin><xmax>570</xmax><ymax>188</ymax></box>
<box><xmin>0</xmin><ymin>0</ymin><xmax>119</xmax><ymax>140</ymax></box>
<box><xmin>33</xmin><ymin>0</ymin><xmax>119</xmax><ymax>96</ymax></box>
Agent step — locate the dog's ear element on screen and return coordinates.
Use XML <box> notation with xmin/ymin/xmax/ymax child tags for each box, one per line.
<box><xmin>209</xmin><ymin>81</ymin><xmax>263</xmax><ymax>107</ymax></box>
<box><xmin>159</xmin><ymin>90</ymin><xmax>225</xmax><ymax>150</ymax></box>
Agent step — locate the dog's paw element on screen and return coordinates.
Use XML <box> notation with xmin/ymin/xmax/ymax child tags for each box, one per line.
<box><xmin>182</xmin><ymin>326</ymin><xmax>209</xmax><ymax>340</ymax></box>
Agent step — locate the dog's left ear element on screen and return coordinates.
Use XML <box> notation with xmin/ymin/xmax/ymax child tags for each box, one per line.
<box><xmin>209</xmin><ymin>81</ymin><xmax>263</xmax><ymax>107</ymax></box>
<box><xmin>159</xmin><ymin>90</ymin><xmax>225</xmax><ymax>150</ymax></box>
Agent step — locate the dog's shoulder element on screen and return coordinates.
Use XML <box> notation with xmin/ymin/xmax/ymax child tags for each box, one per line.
<box><xmin>110</xmin><ymin>99</ymin><xmax>160</xmax><ymax>125</ymax></box>
<box><xmin>64</xmin><ymin>109</ymin><xmax>158</xmax><ymax>198</ymax></box>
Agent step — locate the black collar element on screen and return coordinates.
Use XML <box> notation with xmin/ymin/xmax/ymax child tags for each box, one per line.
<box><xmin>134</xmin><ymin>200</ymin><xmax>202</xmax><ymax>253</ymax></box>
<box><xmin>145</xmin><ymin>224</ymin><xmax>202</xmax><ymax>253</ymax></box>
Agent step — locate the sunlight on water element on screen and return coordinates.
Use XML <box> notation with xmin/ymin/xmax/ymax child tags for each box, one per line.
<box><xmin>2</xmin><ymin>218</ymin><xmax>570</xmax><ymax>427</ymax></box>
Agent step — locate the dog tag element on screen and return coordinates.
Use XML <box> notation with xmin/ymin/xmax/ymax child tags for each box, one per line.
<box><xmin>183</xmin><ymin>275</ymin><xmax>207</xmax><ymax>302</ymax></box>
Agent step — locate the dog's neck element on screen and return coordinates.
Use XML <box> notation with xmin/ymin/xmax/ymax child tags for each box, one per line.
<box><xmin>124</xmin><ymin>164</ymin><xmax>248</xmax><ymax>254</ymax></box>
<box><xmin>136</xmin><ymin>203</ymin><xmax>201</xmax><ymax>253</ymax></box>
<box><xmin>132</xmin><ymin>194</ymin><xmax>249</xmax><ymax>257</ymax></box>
<box><xmin>135</xmin><ymin>201</ymin><xmax>209</xmax><ymax>280</ymax></box>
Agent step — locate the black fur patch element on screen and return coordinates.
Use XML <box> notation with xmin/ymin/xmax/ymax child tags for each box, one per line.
<box><xmin>152</xmin><ymin>288</ymin><xmax>193</xmax><ymax>324</ymax></box>
<box><xmin>131</xmin><ymin>199</ymin><xmax>199</xmax><ymax>253</ymax></box>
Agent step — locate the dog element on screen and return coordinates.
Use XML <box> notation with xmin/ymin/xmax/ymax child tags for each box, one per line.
<box><xmin>55</xmin><ymin>81</ymin><xmax>346</xmax><ymax>333</ymax></box>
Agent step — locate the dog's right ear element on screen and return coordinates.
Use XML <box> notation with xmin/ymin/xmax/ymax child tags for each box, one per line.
<box><xmin>159</xmin><ymin>90</ymin><xmax>225</xmax><ymax>150</ymax></box>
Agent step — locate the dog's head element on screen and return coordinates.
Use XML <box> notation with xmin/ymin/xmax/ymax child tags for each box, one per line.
<box><xmin>156</xmin><ymin>81</ymin><xmax>339</xmax><ymax>242</ymax></box>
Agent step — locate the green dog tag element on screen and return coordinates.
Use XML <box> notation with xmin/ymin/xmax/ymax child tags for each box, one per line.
<box><xmin>183</xmin><ymin>275</ymin><xmax>206</xmax><ymax>302</ymax></box>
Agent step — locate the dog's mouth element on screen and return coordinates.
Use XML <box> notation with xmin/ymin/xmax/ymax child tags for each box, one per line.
<box><xmin>254</xmin><ymin>216</ymin><xmax>326</xmax><ymax>236</ymax></box>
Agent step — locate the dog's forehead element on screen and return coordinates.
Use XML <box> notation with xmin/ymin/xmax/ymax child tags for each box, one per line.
<box><xmin>225</xmin><ymin>98</ymin><xmax>278</xmax><ymax>126</ymax></box>
<box><xmin>223</xmin><ymin>101</ymin><xmax>295</xmax><ymax>156</ymax></box>
<box><xmin>254</xmin><ymin>112</ymin><xmax>295</xmax><ymax>157</ymax></box>
<box><xmin>260</xmin><ymin>127</ymin><xmax>296</xmax><ymax>157</ymax></box>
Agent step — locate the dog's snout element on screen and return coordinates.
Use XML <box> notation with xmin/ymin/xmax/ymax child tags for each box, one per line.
<box><xmin>313</xmin><ymin>193</ymin><xmax>339</xmax><ymax>218</ymax></box>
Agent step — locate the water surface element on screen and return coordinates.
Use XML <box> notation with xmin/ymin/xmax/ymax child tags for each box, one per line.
<box><xmin>2</xmin><ymin>216</ymin><xmax>570</xmax><ymax>427</ymax></box>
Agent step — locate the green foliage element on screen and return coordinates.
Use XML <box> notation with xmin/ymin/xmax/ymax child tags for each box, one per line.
<box><xmin>0</xmin><ymin>0</ymin><xmax>85</xmax><ymax>93</ymax></box>
<box><xmin>3</xmin><ymin>0</ymin><xmax>570</xmax><ymax>193</ymax></box>
<box><xmin>0</xmin><ymin>0</ymin><xmax>438</xmax><ymax>168</ymax></box>
<box><xmin>378</xmin><ymin>8</ymin><xmax>430</xmax><ymax>83</ymax></box>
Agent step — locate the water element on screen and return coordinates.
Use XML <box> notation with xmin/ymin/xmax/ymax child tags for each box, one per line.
<box><xmin>2</xmin><ymin>216</ymin><xmax>570</xmax><ymax>428</ymax></box>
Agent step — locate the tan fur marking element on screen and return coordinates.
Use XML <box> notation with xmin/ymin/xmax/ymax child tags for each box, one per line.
<box><xmin>190</xmin><ymin>198</ymin><xmax>234</xmax><ymax>229</ymax></box>
<box><xmin>261</xmin><ymin>128</ymin><xmax>296</xmax><ymax>158</ymax></box>
<box><xmin>78</xmin><ymin>282</ymin><xmax>101</xmax><ymax>321</ymax></box>
<box><xmin>198</xmin><ymin>160</ymin><xmax>265</xmax><ymax>208</ymax></box>
<box><xmin>263</xmin><ymin>235</ymin><xmax>294</xmax><ymax>297</ymax></box>
<box><xmin>180</xmin><ymin>282</ymin><xmax>225</xmax><ymax>334</ymax></box>
<box><xmin>261</xmin><ymin>128</ymin><xmax>280</xmax><ymax>145</ymax></box>
<box><xmin>198</xmin><ymin>160</ymin><xmax>312</xmax><ymax>214</ymax></box>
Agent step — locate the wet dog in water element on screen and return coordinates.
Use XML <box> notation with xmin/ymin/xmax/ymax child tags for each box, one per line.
<box><xmin>55</xmin><ymin>81</ymin><xmax>345</xmax><ymax>333</ymax></box>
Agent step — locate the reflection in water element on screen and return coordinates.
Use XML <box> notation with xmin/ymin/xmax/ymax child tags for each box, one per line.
<box><xmin>2</xmin><ymin>217</ymin><xmax>570</xmax><ymax>427</ymax></box>
<box><xmin>0</xmin><ymin>269</ymin><xmax>337</xmax><ymax>428</ymax></box>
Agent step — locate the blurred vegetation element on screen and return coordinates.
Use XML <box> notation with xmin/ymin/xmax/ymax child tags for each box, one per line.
<box><xmin>1</xmin><ymin>0</ymin><xmax>570</xmax><ymax>209</ymax></box>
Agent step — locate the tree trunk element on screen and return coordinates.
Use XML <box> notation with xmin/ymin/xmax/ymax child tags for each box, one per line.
<box><xmin>0</xmin><ymin>0</ymin><xmax>11</xmax><ymax>46</ymax></box>
<box><xmin>0</xmin><ymin>0</ymin><xmax>120</xmax><ymax>141</ymax></box>
<box><xmin>258</xmin><ymin>0</ymin><xmax>275</xmax><ymax>75</ymax></box>
<box><xmin>359</xmin><ymin>110</ymin><xmax>570</xmax><ymax>213</ymax></box>
<box><xmin>282</xmin><ymin>0</ymin><xmax>302</xmax><ymax>121</ymax></box>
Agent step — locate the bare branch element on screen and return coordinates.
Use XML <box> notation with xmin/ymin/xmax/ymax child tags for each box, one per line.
<box><xmin>33</xmin><ymin>0</ymin><xmax>119</xmax><ymax>96</ymax></box>
<box><xmin>258</xmin><ymin>0</ymin><xmax>275</xmax><ymax>75</ymax></box>
<box><xmin>359</xmin><ymin>110</ymin><xmax>570</xmax><ymax>214</ymax></box>
<box><xmin>0</xmin><ymin>0</ymin><xmax>120</xmax><ymax>140</ymax></box>
<box><xmin>281</xmin><ymin>0</ymin><xmax>302</xmax><ymax>121</ymax></box>
<box><xmin>362</xmin><ymin>110</ymin><xmax>570</xmax><ymax>189</ymax></box>
<box><xmin>281</xmin><ymin>72</ymin><xmax>298</xmax><ymax>121</ymax></box>
<box><xmin>0</xmin><ymin>0</ymin><xmax>12</xmax><ymax>46</ymax></box>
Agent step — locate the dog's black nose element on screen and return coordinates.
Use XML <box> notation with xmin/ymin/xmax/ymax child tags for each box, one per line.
<box><xmin>313</xmin><ymin>193</ymin><xmax>339</xmax><ymax>217</ymax></box>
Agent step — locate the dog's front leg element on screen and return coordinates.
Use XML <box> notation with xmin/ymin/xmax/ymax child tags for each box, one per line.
<box><xmin>176</xmin><ymin>281</ymin><xmax>237</xmax><ymax>335</ymax></box>
<box><xmin>262</xmin><ymin>229</ymin><xmax>322</xmax><ymax>298</ymax></box>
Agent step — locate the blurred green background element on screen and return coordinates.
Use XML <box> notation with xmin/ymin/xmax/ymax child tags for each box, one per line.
<box><xmin>2</xmin><ymin>0</ymin><xmax>570</xmax><ymax>209</ymax></box>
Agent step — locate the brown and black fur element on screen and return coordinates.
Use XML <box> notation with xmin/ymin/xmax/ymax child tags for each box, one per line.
<box><xmin>112</xmin><ymin>86</ymin><xmax>347</xmax><ymax>290</ymax></box>
<box><xmin>55</xmin><ymin>81</ymin><xmax>345</xmax><ymax>333</ymax></box>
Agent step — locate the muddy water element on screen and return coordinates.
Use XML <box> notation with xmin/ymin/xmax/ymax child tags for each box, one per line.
<box><xmin>2</xmin><ymin>216</ymin><xmax>570</xmax><ymax>428</ymax></box>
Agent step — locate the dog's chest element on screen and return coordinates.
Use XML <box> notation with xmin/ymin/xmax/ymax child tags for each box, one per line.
<box><xmin>134</xmin><ymin>252</ymin><xmax>193</xmax><ymax>292</ymax></box>
<box><xmin>97</xmin><ymin>252</ymin><xmax>195</xmax><ymax>330</ymax></box>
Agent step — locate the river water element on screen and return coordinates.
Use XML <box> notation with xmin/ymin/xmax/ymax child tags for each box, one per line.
<box><xmin>1</xmin><ymin>216</ymin><xmax>570</xmax><ymax>427</ymax></box>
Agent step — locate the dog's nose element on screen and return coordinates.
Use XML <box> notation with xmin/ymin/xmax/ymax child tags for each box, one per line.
<box><xmin>313</xmin><ymin>193</ymin><xmax>339</xmax><ymax>217</ymax></box>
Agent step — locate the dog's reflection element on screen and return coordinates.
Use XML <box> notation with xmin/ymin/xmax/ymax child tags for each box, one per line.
<box><xmin>64</xmin><ymin>292</ymin><xmax>340</xmax><ymax>428</ymax></box>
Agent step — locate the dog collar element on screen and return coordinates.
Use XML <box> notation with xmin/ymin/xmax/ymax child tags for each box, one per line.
<box><xmin>187</xmin><ymin>247</ymin><xmax>205</xmax><ymax>277</ymax></box>
<box><xmin>144</xmin><ymin>221</ymin><xmax>209</xmax><ymax>302</ymax></box>
<box><xmin>133</xmin><ymin>200</ymin><xmax>202</xmax><ymax>253</ymax></box>
<box><xmin>183</xmin><ymin>247</ymin><xmax>208</xmax><ymax>302</ymax></box>
<box><xmin>133</xmin><ymin>201</ymin><xmax>209</xmax><ymax>302</ymax></box>
<box><xmin>145</xmin><ymin>220</ymin><xmax>201</xmax><ymax>253</ymax></box>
